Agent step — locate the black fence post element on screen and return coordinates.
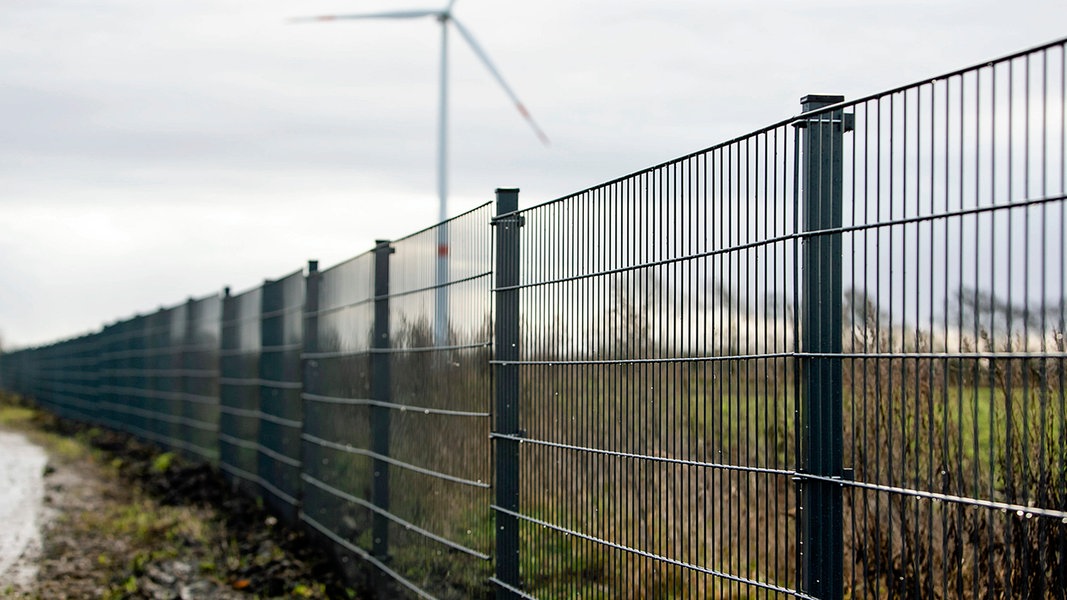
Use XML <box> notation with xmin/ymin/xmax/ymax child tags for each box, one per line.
<box><xmin>798</xmin><ymin>94</ymin><xmax>850</xmax><ymax>600</ymax></box>
<box><xmin>303</xmin><ymin>260</ymin><xmax>320</xmax><ymax>376</ymax></box>
<box><xmin>371</xmin><ymin>240</ymin><xmax>394</xmax><ymax>562</ymax></box>
<box><xmin>301</xmin><ymin>260</ymin><xmax>320</xmax><ymax>518</ymax></box>
<box><xmin>492</xmin><ymin>188</ymin><xmax>522</xmax><ymax>599</ymax></box>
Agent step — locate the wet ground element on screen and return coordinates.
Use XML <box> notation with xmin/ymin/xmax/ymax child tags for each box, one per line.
<box><xmin>0</xmin><ymin>404</ymin><xmax>358</xmax><ymax>599</ymax></box>
<box><xmin>0</xmin><ymin>430</ymin><xmax>48</xmax><ymax>589</ymax></box>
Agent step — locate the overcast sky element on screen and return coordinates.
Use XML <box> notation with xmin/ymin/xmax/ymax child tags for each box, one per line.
<box><xmin>1</xmin><ymin>0</ymin><xmax>1065</xmax><ymax>348</ymax></box>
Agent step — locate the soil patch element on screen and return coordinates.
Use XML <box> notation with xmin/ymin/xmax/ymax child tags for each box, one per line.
<box><xmin>0</xmin><ymin>401</ymin><xmax>359</xmax><ymax>599</ymax></box>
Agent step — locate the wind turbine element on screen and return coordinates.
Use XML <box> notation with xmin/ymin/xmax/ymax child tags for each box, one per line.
<box><xmin>293</xmin><ymin>1</ymin><xmax>549</xmax><ymax>346</ymax></box>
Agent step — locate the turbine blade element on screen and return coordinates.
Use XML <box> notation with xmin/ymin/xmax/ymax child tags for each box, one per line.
<box><xmin>289</xmin><ymin>10</ymin><xmax>440</xmax><ymax>23</ymax></box>
<box><xmin>445</xmin><ymin>0</ymin><xmax>459</xmax><ymax>13</ymax></box>
<box><xmin>450</xmin><ymin>17</ymin><xmax>550</xmax><ymax>146</ymax></box>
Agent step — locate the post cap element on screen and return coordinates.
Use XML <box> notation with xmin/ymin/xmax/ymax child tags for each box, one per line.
<box><xmin>801</xmin><ymin>94</ymin><xmax>845</xmax><ymax>111</ymax></box>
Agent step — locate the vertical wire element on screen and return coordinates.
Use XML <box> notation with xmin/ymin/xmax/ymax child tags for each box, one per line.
<box><xmin>853</xmin><ymin>97</ymin><xmax>862</xmax><ymax>593</ymax></box>
<box><xmin>1058</xmin><ymin>41</ymin><xmax>1067</xmax><ymax>600</ymax></box>
<box><xmin>593</xmin><ymin>185</ymin><xmax>602</xmax><ymax>596</ymax></box>
<box><xmin>920</xmin><ymin>81</ymin><xmax>934</xmax><ymax>599</ymax></box>
<box><xmin>623</xmin><ymin>172</ymin><xmax>627</xmax><ymax>589</ymax></box>
<box><xmin>928</xmin><ymin>76</ymin><xmax>944</xmax><ymax>600</ymax></box>
<box><xmin>770</xmin><ymin>127</ymin><xmax>782</xmax><ymax>593</ymax></box>
<box><xmin>656</xmin><ymin>162</ymin><xmax>664</xmax><ymax>591</ymax></box>
<box><xmin>561</xmin><ymin>187</ymin><xmax>568</xmax><ymax>598</ymax></box>
<box><xmin>713</xmin><ymin>148</ymin><xmax>723</xmax><ymax>596</ymax></box>
<box><xmin>572</xmin><ymin>190</ymin><xmax>580</xmax><ymax>598</ymax></box>
<box><xmin>945</xmin><ymin>70</ymin><xmax>964</xmax><ymax>598</ymax></box>
<box><xmin>888</xmin><ymin>91</ymin><xmax>902</xmax><ymax>592</ymax></box>
<box><xmin>1022</xmin><ymin>51</ymin><xmax>1035</xmax><ymax>595</ymax></box>
<box><xmin>1001</xmin><ymin>59</ymin><xmax>1019</xmax><ymax>595</ymax></box>
<box><xmin>747</xmin><ymin>133</ymin><xmax>757</xmax><ymax>594</ymax></box>
<box><xmin>760</xmin><ymin>129</ymin><xmax>770</xmax><ymax>597</ymax></box>
<box><xmin>1037</xmin><ymin>45</ymin><xmax>1051</xmax><ymax>598</ymax></box>
<box><xmin>976</xmin><ymin>63</ymin><xmax>996</xmax><ymax>599</ymax></box>
<box><xmin>726</xmin><ymin>141</ymin><xmax>736</xmax><ymax>597</ymax></box>
<box><xmin>790</xmin><ymin>126</ymin><xmax>802</xmax><ymax>595</ymax></box>
<box><xmin>781</xmin><ymin>123</ymin><xmax>791</xmax><ymax>595</ymax></box>
<box><xmin>907</xmin><ymin>84</ymin><xmax>922</xmax><ymax>600</ymax></box>
<box><xmin>627</xmin><ymin>171</ymin><xmax>636</xmax><ymax>593</ymax></box>
<box><xmin>872</xmin><ymin>94</ymin><xmax>886</xmax><ymax>592</ymax></box>
<box><xmin>631</xmin><ymin>171</ymin><xmax>641</xmax><ymax>594</ymax></box>
<box><xmin>691</xmin><ymin>152</ymin><xmax>701</xmax><ymax>595</ymax></box>
<box><xmin>701</xmin><ymin>148</ymin><xmax>712</xmax><ymax>597</ymax></box>
<box><xmin>685</xmin><ymin>154</ymin><xmax>694</xmax><ymax>595</ymax></box>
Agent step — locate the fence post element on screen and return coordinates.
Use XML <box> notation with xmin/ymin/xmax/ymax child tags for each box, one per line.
<box><xmin>301</xmin><ymin>260</ymin><xmax>320</xmax><ymax>517</ymax></box>
<box><xmin>798</xmin><ymin>94</ymin><xmax>850</xmax><ymax>599</ymax></box>
<box><xmin>492</xmin><ymin>188</ymin><xmax>522</xmax><ymax>599</ymax></box>
<box><xmin>371</xmin><ymin>240</ymin><xmax>394</xmax><ymax>562</ymax></box>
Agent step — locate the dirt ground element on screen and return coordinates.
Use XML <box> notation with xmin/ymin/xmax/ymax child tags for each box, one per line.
<box><xmin>0</xmin><ymin>402</ymin><xmax>359</xmax><ymax>599</ymax></box>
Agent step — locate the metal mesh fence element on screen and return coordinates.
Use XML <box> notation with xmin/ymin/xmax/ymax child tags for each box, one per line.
<box><xmin>258</xmin><ymin>271</ymin><xmax>306</xmax><ymax>522</ymax></box>
<box><xmin>299</xmin><ymin>249</ymin><xmax>378</xmax><ymax>579</ymax></box>
<box><xmin>0</xmin><ymin>36</ymin><xmax>1064</xmax><ymax>600</ymax></box>
<box><xmin>33</xmin><ymin>333</ymin><xmax>101</xmax><ymax>425</ymax></box>
<box><xmin>503</xmin><ymin>118</ymin><xmax>803</xmax><ymax>599</ymax></box>
<box><xmin>300</xmin><ymin>204</ymin><xmax>495</xmax><ymax>598</ymax></box>
<box><xmin>180</xmin><ymin>295</ymin><xmax>222</xmax><ymax>462</ymax></box>
<box><xmin>836</xmin><ymin>40</ymin><xmax>1067</xmax><ymax>598</ymax></box>
<box><xmin>386</xmin><ymin>203</ymin><xmax>494</xmax><ymax>597</ymax></box>
<box><xmin>219</xmin><ymin>285</ymin><xmax>264</xmax><ymax>493</ymax></box>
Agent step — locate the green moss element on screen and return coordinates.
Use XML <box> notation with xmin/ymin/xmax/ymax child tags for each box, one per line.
<box><xmin>151</xmin><ymin>452</ymin><xmax>174</xmax><ymax>474</ymax></box>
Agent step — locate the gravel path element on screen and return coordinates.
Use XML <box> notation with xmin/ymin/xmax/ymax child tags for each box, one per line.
<box><xmin>0</xmin><ymin>430</ymin><xmax>48</xmax><ymax>589</ymax></box>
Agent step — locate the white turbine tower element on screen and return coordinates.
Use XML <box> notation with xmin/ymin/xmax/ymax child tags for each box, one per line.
<box><xmin>293</xmin><ymin>1</ymin><xmax>549</xmax><ymax>346</ymax></box>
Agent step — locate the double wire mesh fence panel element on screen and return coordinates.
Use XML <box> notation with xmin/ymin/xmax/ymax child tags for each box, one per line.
<box><xmin>386</xmin><ymin>203</ymin><xmax>495</xmax><ymax>598</ymax></box>
<box><xmin>258</xmin><ymin>271</ymin><xmax>306</xmax><ymax>522</ymax></box>
<box><xmin>503</xmin><ymin>121</ymin><xmax>804</xmax><ymax>599</ymax></box>
<box><xmin>30</xmin><ymin>333</ymin><xmax>101</xmax><ymax>426</ymax></box>
<box><xmin>835</xmin><ymin>39</ymin><xmax>1067</xmax><ymax>599</ymax></box>
<box><xmin>300</xmin><ymin>250</ymin><xmax>380</xmax><ymax>579</ymax></box>
<box><xmin>97</xmin><ymin>306</ymin><xmax>193</xmax><ymax>456</ymax></box>
<box><xmin>180</xmin><ymin>294</ymin><xmax>222</xmax><ymax>463</ymax></box>
<box><xmin>300</xmin><ymin>204</ymin><xmax>495</xmax><ymax>599</ymax></box>
<box><xmin>220</xmin><ymin>285</ymin><xmax>264</xmax><ymax>493</ymax></box>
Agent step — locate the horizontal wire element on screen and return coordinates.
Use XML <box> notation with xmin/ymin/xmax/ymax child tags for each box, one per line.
<box><xmin>299</xmin><ymin>513</ymin><xmax>439</xmax><ymax>600</ymax></box>
<box><xmin>491</xmin><ymin>349</ymin><xmax>1067</xmax><ymax>366</ymax></box>
<box><xmin>218</xmin><ymin>462</ymin><xmax>299</xmax><ymax>507</ymax></box>
<box><xmin>218</xmin><ymin>405</ymin><xmax>302</xmax><ymax>429</ymax></box>
<box><xmin>218</xmin><ymin>377</ymin><xmax>302</xmax><ymax>390</ymax></box>
<box><xmin>302</xmin><ymin>432</ymin><xmax>491</xmax><ymax>489</ymax></box>
<box><xmin>800</xmin><ymin>473</ymin><xmax>1067</xmax><ymax>521</ymax></box>
<box><xmin>301</xmin><ymin>339</ymin><xmax>490</xmax><ymax>360</ymax></box>
<box><xmin>302</xmin><ymin>474</ymin><xmax>490</xmax><ymax>560</ymax></box>
<box><xmin>488</xmin><ymin>578</ymin><xmax>538</xmax><ymax>600</ymax></box>
<box><xmin>490</xmin><ymin>433</ymin><xmax>795</xmax><ymax>477</ymax></box>
<box><xmin>491</xmin><ymin>505</ymin><xmax>814</xmax><ymax>599</ymax></box>
<box><xmin>302</xmin><ymin>392</ymin><xmax>489</xmax><ymax>417</ymax></box>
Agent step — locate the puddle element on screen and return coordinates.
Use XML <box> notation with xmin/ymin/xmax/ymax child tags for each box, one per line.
<box><xmin>0</xmin><ymin>430</ymin><xmax>48</xmax><ymax>588</ymax></box>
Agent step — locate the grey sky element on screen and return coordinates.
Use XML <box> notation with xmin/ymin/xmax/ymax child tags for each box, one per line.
<box><xmin>1</xmin><ymin>0</ymin><xmax>1065</xmax><ymax>348</ymax></box>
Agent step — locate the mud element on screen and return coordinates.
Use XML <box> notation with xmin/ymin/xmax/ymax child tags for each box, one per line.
<box><xmin>5</xmin><ymin>410</ymin><xmax>357</xmax><ymax>599</ymax></box>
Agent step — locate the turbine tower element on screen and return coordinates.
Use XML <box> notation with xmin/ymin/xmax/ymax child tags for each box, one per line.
<box><xmin>294</xmin><ymin>1</ymin><xmax>548</xmax><ymax>346</ymax></box>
